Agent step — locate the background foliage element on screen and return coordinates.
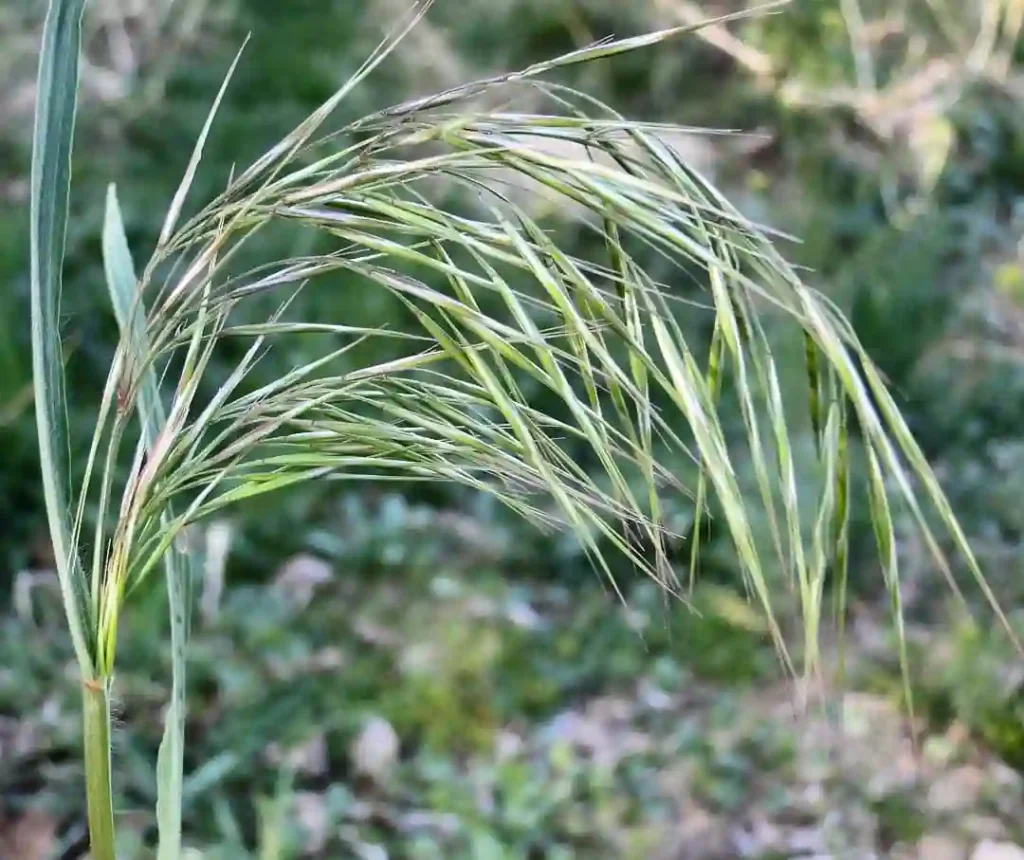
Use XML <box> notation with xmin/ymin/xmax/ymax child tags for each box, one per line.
<box><xmin>3</xmin><ymin>0</ymin><xmax>1024</xmax><ymax>856</ymax></box>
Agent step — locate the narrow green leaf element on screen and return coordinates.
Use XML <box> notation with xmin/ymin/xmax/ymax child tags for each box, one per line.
<box><xmin>103</xmin><ymin>186</ymin><xmax>191</xmax><ymax>860</ymax></box>
<box><xmin>104</xmin><ymin>185</ymin><xmax>163</xmax><ymax>432</ymax></box>
<box><xmin>30</xmin><ymin>0</ymin><xmax>93</xmax><ymax>673</ymax></box>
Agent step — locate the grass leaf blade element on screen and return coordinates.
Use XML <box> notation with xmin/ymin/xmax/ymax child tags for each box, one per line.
<box><xmin>103</xmin><ymin>185</ymin><xmax>192</xmax><ymax>860</ymax></box>
<box><xmin>30</xmin><ymin>0</ymin><xmax>93</xmax><ymax>673</ymax></box>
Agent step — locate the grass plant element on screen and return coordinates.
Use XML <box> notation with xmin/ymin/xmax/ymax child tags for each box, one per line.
<box><xmin>29</xmin><ymin>0</ymin><xmax>1011</xmax><ymax>855</ymax></box>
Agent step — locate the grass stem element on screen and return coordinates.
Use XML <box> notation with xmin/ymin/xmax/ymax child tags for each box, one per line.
<box><xmin>83</xmin><ymin>679</ymin><xmax>117</xmax><ymax>860</ymax></box>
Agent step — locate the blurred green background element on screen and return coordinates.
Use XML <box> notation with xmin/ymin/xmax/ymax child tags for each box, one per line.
<box><xmin>3</xmin><ymin>0</ymin><xmax>1024</xmax><ymax>857</ymax></box>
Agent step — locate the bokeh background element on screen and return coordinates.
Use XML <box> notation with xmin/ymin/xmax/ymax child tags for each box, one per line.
<box><xmin>3</xmin><ymin>1</ymin><xmax>1024</xmax><ymax>857</ymax></box>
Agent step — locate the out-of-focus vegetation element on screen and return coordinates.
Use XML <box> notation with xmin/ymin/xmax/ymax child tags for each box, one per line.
<box><xmin>3</xmin><ymin>0</ymin><xmax>1024</xmax><ymax>856</ymax></box>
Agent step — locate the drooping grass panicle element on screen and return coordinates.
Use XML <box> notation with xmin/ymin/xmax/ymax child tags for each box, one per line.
<box><xmin>87</xmin><ymin>26</ymin><xmax>1012</xmax><ymax>668</ymax></box>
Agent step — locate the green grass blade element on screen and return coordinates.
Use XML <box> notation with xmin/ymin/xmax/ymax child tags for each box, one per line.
<box><xmin>104</xmin><ymin>185</ymin><xmax>165</xmax><ymax>435</ymax></box>
<box><xmin>103</xmin><ymin>185</ymin><xmax>192</xmax><ymax>859</ymax></box>
<box><xmin>30</xmin><ymin>0</ymin><xmax>93</xmax><ymax>673</ymax></box>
